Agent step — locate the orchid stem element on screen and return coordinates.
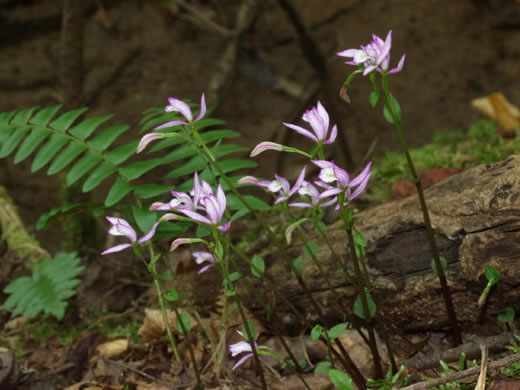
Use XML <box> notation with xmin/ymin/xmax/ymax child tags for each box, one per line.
<box><xmin>381</xmin><ymin>76</ymin><xmax>462</xmax><ymax>346</ymax></box>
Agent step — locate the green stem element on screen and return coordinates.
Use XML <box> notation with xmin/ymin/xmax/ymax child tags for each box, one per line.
<box><xmin>133</xmin><ymin>247</ymin><xmax>181</xmax><ymax>361</ymax></box>
<box><xmin>381</xmin><ymin>76</ymin><xmax>462</xmax><ymax>345</ymax></box>
<box><xmin>211</xmin><ymin>231</ymin><xmax>268</xmax><ymax>390</ymax></box>
<box><xmin>189</xmin><ymin>124</ymin><xmax>366</xmax><ymax>388</ymax></box>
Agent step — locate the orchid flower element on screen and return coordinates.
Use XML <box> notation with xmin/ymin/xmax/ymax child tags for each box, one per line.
<box><xmin>136</xmin><ymin>93</ymin><xmax>207</xmax><ymax>153</ymax></box>
<box><xmin>101</xmin><ymin>217</ymin><xmax>159</xmax><ymax>255</ymax></box>
<box><xmin>312</xmin><ymin>160</ymin><xmax>372</xmax><ymax>206</ymax></box>
<box><xmin>150</xmin><ymin>190</ymin><xmax>195</xmax><ymax>211</ymax></box>
<box><xmin>192</xmin><ymin>251</ymin><xmax>215</xmax><ymax>274</ymax></box>
<box><xmin>250</xmin><ymin>142</ymin><xmax>284</xmax><ymax>157</ymax></box>
<box><xmin>337</xmin><ymin>30</ymin><xmax>405</xmax><ymax>76</ymax></box>
<box><xmin>229</xmin><ymin>331</ymin><xmax>258</xmax><ymax>370</ymax></box>
<box><xmin>155</xmin><ymin>93</ymin><xmax>207</xmax><ymax>130</ymax></box>
<box><xmin>238</xmin><ymin>167</ymin><xmax>307</xmax><ymax>205</ymax></box>
<box><xmin>283</xmin><ymin>101</ymin><xmax>337</xmax><ymax>145</ymax></box>
<box><xmin>159</xmin><ymin>173</ymin><xmax>230</xmax><ymax>232</ymax></box>
<box><xmin>289</xmin><ymin>180</ymin><xmax>337</xmax><ymax>208</ymax></box>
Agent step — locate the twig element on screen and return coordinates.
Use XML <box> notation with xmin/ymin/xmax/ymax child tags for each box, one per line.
<box><xmin>84</xmin><ymin>48</ymin><xmax>141</xmax><ymax>106</ymax></box>
<box><xmin>401</xmin><ymin>352</ymin><xmax>520</xmax><ymax>390</ymax></box>
<box><xmin>402</xmin><ymin>333</ymin><xmax>517</xmax><ymax>370</ymax></box>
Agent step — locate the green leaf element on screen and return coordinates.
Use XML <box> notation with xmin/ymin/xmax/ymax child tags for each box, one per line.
<box><xmin>383</xmin><ymin>92</ymin><xmax>401</xmax><ymax>124</ymax></box>
<box><xmin>120</xmin><ymin>159</ymin><xmax>161</xmax><ymax>180</ymax></box>
<box><xmin>353</xmin><ymin>291</ymin><xmax>377</xmax><ymax>319</ymax></box>
<box><xmin>176</xmin><ymin>313</ymin><xmax>192</xmax><ymax>335</ymax></box>
<box><xmin>292</xmin><ymin>256</ymin><xmax>304</xmax><ymax>277</ymax></box>
<box><xmin>194</xmin><ymin>118</ymin><xmax>226</xmax><ymax>130</ymax></box>
<box><xmin>311</xmin><ymin>325</ymin><xmax>323</xmax><ymax>341</ymax></box>
<box><xmin>0</xmin><ymin>126</ymin><xmax>31</xmax><ymax>158</ymax></box>
<box><xmin>498</xmin><ymin>307</ymin><xmax>515</xmax><ymax>323</ymax></box>
<box><xmin>11</xmin><ymin>107</ymin><xmax>38</xmax><ymax>125</ymax></box>
<box><xmin>29</xmin><ymin>105</ymin><xmax>62</xmax><ymax>126</ymax></box>
<box><xmin>31</xmin><ymin>133</ymin><xmax>69</xmax><ymax>172</ymax></box>
<box><xmin>3</xmin><ymin>252</ymin><xmax>84</xmax><ymax>320</ymax></box>
<box><xmin>164</xmin><ymin>155</ymin><xmax>206</xmax><ymax>179</ymax></box>
<box><xmin>0</xmin><ymin>110</ymin><xmax>16</xmax><ymax>125</ymax></box>
<box><xmin>353</xmin><ymin>232</ymin><xmax>366</xmax><ymax>258</ymax></box>
<box><xmin>49</xmin><ymin>107</ymin><xmax>88</xmax><ymax>131</ymax></box>
<box><xmin>314</xmin><ymin>361</ymin><xmax>332</xmax><ymax>375</ymax></box>
<box><xmin>216</xmin><ymin>159</ymin><xmax>257</xmax><ymax>174</ymax></box>
<box><xmin>328</xmin><ymin>369</ymin><xmax>353</xmax><ymax>390</ymax></box>
<box><xmin>484</xmin><ymin>265</ymin><xmax>501</xmax><ymax>284</ymax></box>
<box><xmin>36</xmin><ymin>203</ymin><xmax>83</xmax><ymax>231</ymax></box>
<box><xmin>66</xmin><ymin>151</ymin><xmax>102</xmax><ymax>186</ymax></box>
<box><xmin>14</xmin><ymin>127</ymin><xmax>49</xmax><ymax>164</ymax></box>
<box><xmin>133</xmin><ymin>184</ymin><xmax>172</xmax><ymax>199</ymax></box>
<box><xmin>47</xmin><ymin>142</ymin><xmax>86</xmax><ymax>175</ymax></box>
<box><xmin>431</xmin><ymin>256</ymin><xmax>448</xmax><ymax>276</ymax></box>
<box><xmin>369</xmin><ymin>90</ymin><xmax>381</xmax><ymax>108</ymax></box>
<box><xmin>82</xmin><ymin>162</ymin><xmax>117</xmax><ymax>192</ymax></box>
<box><xmin>105</xmin><ymin>177</ymin><xmax>133</xmax><ymax>207</ymax></box>
<box><xmin>228</xmin><ymin>272</ymin><xmax>242</xmax><ymax>283</ymax></box>
<box><xmin>87</xmin><ymin>125</ymin><xmax>130</xmax><ymax>151</ymax></box>
<box><xmin>164</xmin><ymin>288</ymin><xmax>180</xmax><ymax>302</ymax></box>
<box><xmin>68</xmin><ymin>114</ymin><xmax>113</xmax><ymax>140</ymax></box>
<box><xmin>214</xmin><ymin>241</ymin><xmax>224</xmax><ymax>260</ymax></box>
<box><xmin>131</xmin><ymin>205</ymin><xmax>157</xmax><ymax>234</ymax></box>
<box><xmin>227</xmin><ymin>194</ymin><xmax>270</xmax><ymax>211</ymax></box>
<box><xmin>327</xmin><ymin>322</ymin><xmax>348</xmax><ymax>341</ymax></box>
<box><xmin>251</xmin><ymin>255</ymin><xmax>265</xmax><ymax>277</ymax></box>
<box><xmin>104</xmin><ymin>141</ymin><xmax>139</xmax><ymax>166</ymax></box>
<box><xmin>161</xmin><ymin>144</ymin><xmax>198</xmax><ymax>163</ymax></box>
<box><xmin>304</xmin><ymin>240</ymin><xmax>319</xmax><ymax>260</ymax></box>
<box><xmin>241</xmin><ymin>321</ymin><xmax>257</xmax><ymax>341</ymax></box>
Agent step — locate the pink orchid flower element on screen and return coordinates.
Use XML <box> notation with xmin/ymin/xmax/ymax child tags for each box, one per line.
<box><xmin>283</xmin><ymin>101</ymin><xmax>337</xmax><ymax>144</ymax></box>
<box><xmin>101</xmin><ymin>217</ymin><xmax>159</xmax><ymax>255</ymax></box>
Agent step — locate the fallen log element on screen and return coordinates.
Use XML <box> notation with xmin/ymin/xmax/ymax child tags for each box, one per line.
<box><xmin>241</xmin><ymin>155</ymin><xmax>520</xmax><ymax>332</ymax></box>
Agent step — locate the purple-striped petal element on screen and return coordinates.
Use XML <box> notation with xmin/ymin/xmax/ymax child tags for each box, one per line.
<box><xmin>283</xmin><ymin>122</ymin><xmax>319</xmax><ymax>143</ymax></box>
<box><xmin>250</xmin><ymin>141</ymin><xmax>284</xmax><ymax>157</ymax></box>
<box><xmin>137</xmin><ymin>133</ymin><xmax>164</xmax><ymax>153</ymax></box>
<box><xmin>138</xmin><ymin>222</ymin><xmax>160</xmax><ymax>243</ymax></box>
<box><xmin>166</xmin><ymin>96</ymin><xmax>193</xmax><ymax>122</ymax></box>
<box><xmin>101</xmin><ymin>243</ymin><xmax>132</xmax><ymax>255</ymax></box>
<box><xmin>194</xmin><ymin>93</ymin><xmax>206</xmax><ymax>122</ymax></box>
<box><xmin>154</xmin><ymin>120</ymin><xmax>188</xmax><ymax>130</ymax></box>
<box><xmin>178</xmin><ymin>209</ymin><xmax>212</xmax><ymax>225</ymax></box>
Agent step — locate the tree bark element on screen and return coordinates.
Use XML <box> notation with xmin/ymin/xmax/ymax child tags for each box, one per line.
<box><xmin>239</xmin><ymin>155</ymin><xmax>520</xmax><ymax>333</ymax></box>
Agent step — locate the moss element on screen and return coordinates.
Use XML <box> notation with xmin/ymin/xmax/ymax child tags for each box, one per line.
<box><xmin>369</xmin><ymin>120</ymin><xmax>520</xmax><ymax>201</ymax></box>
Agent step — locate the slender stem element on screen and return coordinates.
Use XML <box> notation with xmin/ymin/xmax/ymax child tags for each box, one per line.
<box><xmin>190</xmin><ymin>126</ymin><xmax>366</xmax><ymax>387</ymax></box>
<box><xmin>381</xmin><ymin>77</ymin><xmax>462</xmax><ymax>345</ymax></box>
<box><xmin>211</xmin><ymin>231</ymin><xmax>267</xmax><ymax>390</ymax></box>
<box><xmin>226</xmin><ymin>240</ymin><xmax>366</xmax><ymax>388</ymax></box>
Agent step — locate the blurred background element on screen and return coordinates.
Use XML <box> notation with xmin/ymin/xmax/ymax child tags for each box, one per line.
<box><xmin>0</xmin><ymin>0</ymin><xmax>519</xmax><ymax>248</ymax></box>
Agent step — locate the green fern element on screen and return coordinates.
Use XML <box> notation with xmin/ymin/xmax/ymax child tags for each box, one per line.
<box><xmin>3</xmin><ymin>252</ymin><xmax>84</xmax><ymax>320</ymax></box>
<box><xmin>1</xmin><ymin>102</ymin><xmax>269</xmax><ymax>228</ymax></box>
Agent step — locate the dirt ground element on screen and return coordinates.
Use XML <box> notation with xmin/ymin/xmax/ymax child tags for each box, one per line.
<box><xmin>1</xmin><ymin>0</ymin><xmax>520</xmax><ymax>388</ymax></box>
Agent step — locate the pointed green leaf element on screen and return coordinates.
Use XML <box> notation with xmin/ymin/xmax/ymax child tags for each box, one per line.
<box><xmin>131</xmin><ymin>205</ymin><xmax>157</xmax><ymax>234</ymax></box>
<box><xmin>87</xmin><ymin>125</ymin><xmax>130</xmax><ymax>151</ymax></box>
<box><xmin>215</xmin><ymin>159</ymin><xmax>257</xmax><ymax>174</ymax></box>
<box><xmin>31</xmin><ymin>133</ymin><xmax>69</xmax><ymax>172</ymax></box>
<box><xmin>68</xmin><ymin>114</ymin><xmax>113</xmax><ymax>140</ymax></box>
<box><xmin>29</xmin><ymin>105</ymin><xmax>62</xmax><ymax>126</ymax></box>
<box><xmin>140</xmin><ymin>113</ymin><xmax>176</xmax><ymax>133</ymax></box>
<box><xmin>193</xmin><ymin>118</ymin><xmax>225</xmax><ymax>130</ymax></box>
<box><xmin>49</xmin><ymin>107</ymin><xmax>88</xmax><ymax>131</ymax></box>
<box><xmin>104</xmin><ymin>141</ymin><xmax>139</xmax><ymax>165</ymax></box>
<box><xmin>0</xmin><ymin>110</ymin><xmax>16</xmax><ymax>125</ymax></box>
<box><xmin>14</xmin><ymin>127</ymin><xmax>50</xmax><ymax>164</ymax></box>
<box><xmin>82</xmin><ymin>162</ymin><xmax>117</xmax><ymax>192</ymax></box>
<box><xmin>120</xmin><ymin>158</ymin><xmax>161</xmax><ymax>180</ymax></box>
<box><xmin>149</xmin><ymin>129</ymin><xmax>240</xmax><ymax>153</ymax></box>
<box><xmin>226</xmin><ymin>194</ymin><xmax>270</xmax><ymax>211</ymax></box>
<box><xmin>11</xmin><ymin>107</ymin><xmax>38</xmax><ymax>125</ymax></box>
<box><xmin>328</xmin><ymin>369</ymin><xmax>353</xmax><ymax>390</ymax></box>
<box><xmin>161</xmin><ymin>144</ymin><xmax>198</xmax><ymax>163</ymax></box>
<box><xmin>133</xmin><ymin>184</ymin><xmax>172</xmax><ymax>199</ymax></box>
<box><xmin>47</xmin><ymin>143</ymin><xmax>86</xmax><ymax>175</ymax></box>
<box><xmin>105</xmin><ymin>177</ymin><xmax>133</xmax><ymax>207</ymax></box>
<box><xmin>251</xmin><ymin>255</ymin><xmax>265</xmax><ymax>277</ymax></box>
<box><xmin>0</xmin><ymin>126</ymin><xmax>31</xmax><ymax>158</ymax></box>
<box><xmin>163</xmin><ymin>155</ymin><xmax>206</xmax><ymax>179</ymax></box>
<box><xmin>66</xmin><ymin>152</ymin><xmax>103</xmax><ymax>186</ymax></box>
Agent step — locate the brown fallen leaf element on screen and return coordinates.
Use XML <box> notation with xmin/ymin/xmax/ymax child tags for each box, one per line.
<box><xmin>471</xmin><ymin>92</ymin><xmax>520</xmax><ymax>131</ymax></box>
<box><xmin>96</xmin><ymin>339</ymin><xmax>129</xmax><ymax>359</ymax></box>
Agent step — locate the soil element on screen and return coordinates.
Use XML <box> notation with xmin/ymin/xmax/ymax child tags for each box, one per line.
<box><xmin>1</xmin><ymin>0</ymin><xmax>520</xmax><ymax>388</ymax></box>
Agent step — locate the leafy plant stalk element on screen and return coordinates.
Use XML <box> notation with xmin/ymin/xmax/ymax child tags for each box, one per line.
<box><xmin>379</xmin><ymin>75</ymin><xmax>462</xmax><ymax>345</ymax></box>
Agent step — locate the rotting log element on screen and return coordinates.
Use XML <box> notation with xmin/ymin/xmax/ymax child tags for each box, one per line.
<box><xmin>238</xmin><ymin>155</ymin><xmax>520</xmax><ymax>332</ymax></box>
<box><xmin>0</xmin><ymin>185</ymin><xmax>49</xmax><ymax>268</ymax></box>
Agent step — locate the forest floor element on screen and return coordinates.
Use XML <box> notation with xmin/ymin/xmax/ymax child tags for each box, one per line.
<box><xmin>1</xmin><ymin>0</ymin><xmax>520</xmax><ymax>389</ymax></box>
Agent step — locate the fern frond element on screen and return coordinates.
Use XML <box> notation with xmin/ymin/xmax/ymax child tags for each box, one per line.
<box><xmin>3</xmin><ymin>252</ymin><xmax>84</xmax><ymax>320</ymax></box>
